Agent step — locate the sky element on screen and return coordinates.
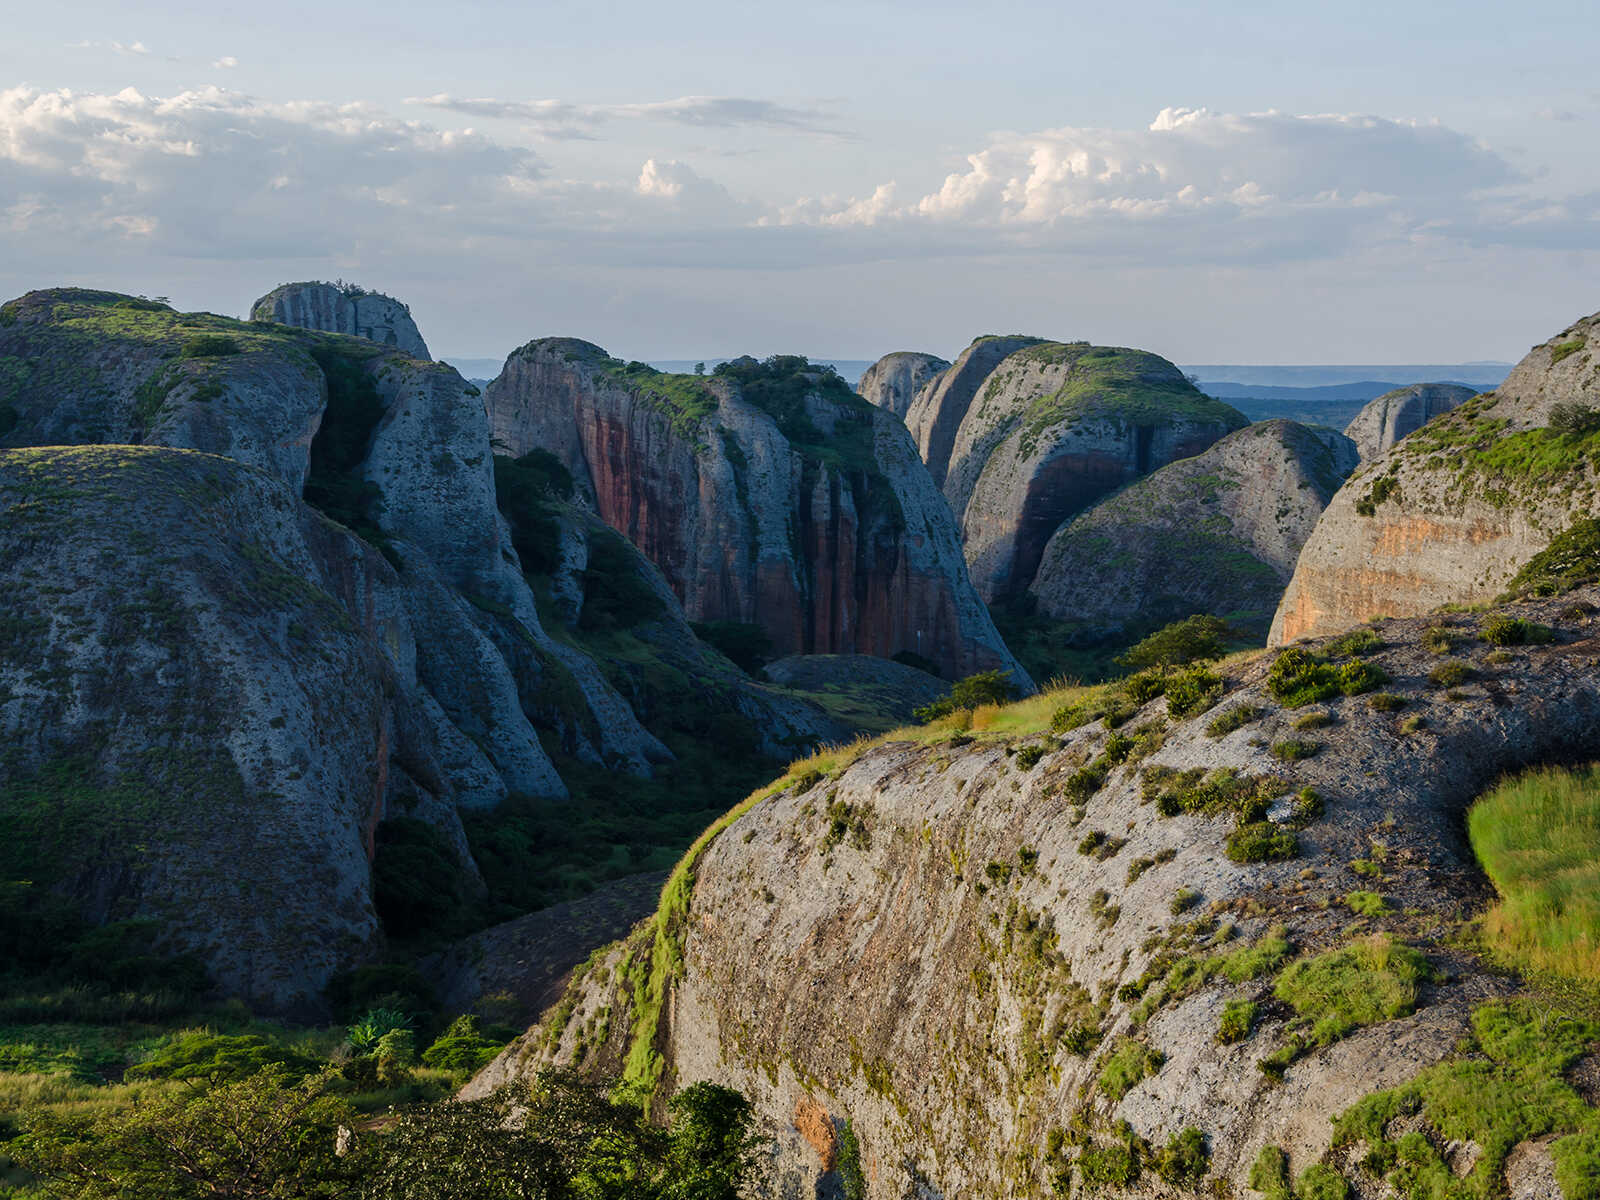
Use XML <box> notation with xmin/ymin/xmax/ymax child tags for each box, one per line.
<box><xmin>2</xmin><ymin>0</ymin><xmax>1597</xmax><ymax>366</ymax></box>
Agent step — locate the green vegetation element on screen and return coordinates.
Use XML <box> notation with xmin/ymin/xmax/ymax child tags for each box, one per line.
<box><xmin>1252</xmin><ymin>1150</ymin><xmax>1350</xmax><ymax>1200</ymax></box>
<box><xmin>1270</xmin><ymin>739</ymin><xmax>1320</xmax><ymax>762</ymax></box>
<box><xmin>913</xmin><ymin>669</ymin><xmax>1019</xmax><ymax>723</ymax></box>
<box><xmin>836</xmin><ymin>1118</ymin><xmax>866</xmax><ymax>1200</ymax></box>
<box><xmin>1118</xmin><ymin>614</ymin><xmax>1229</xmax><ymax>670</ymax></box>
<box><xmin>1164</xmin><ymin>665</ymin><xmax>1223</xmax><ymax>718</ymax></box>
<box><xmin>1266</xmin><ymin>646</ymin><xmax>1388</xmax><ymax>707</ymax></box>
<box><xmin>1207</xmin><ymin>704</ymin><xmax>1265</xmax><ymax>738</ymax></box>
<box><xmin>1153</xmin><ymin>1127</ymin><xmax>1210</xmax><ymax>1188</ymax></box>
<box><xmin>492</xmin><ymin>448</ymin><xmax>572</xmax><ymax>575</ymax></box>
<box><xmin>1550</xmin><ymin>336</ymin><xmax>1589</xmax><ymax>365</ymax></box>
<box><xmin>1468</xmin><ymin>765</ymin><xmax>1600</xmax><ymax>985</ymax></box>
<box><xmin>178</xmin><ymin>334</ymin><xmax>239</xmax><ymax>358</ymax></box>
<box><xmin>370</xmin><ymin>819</ymin><xmax>472</xmax><ymax>942</ymax></box>
<box><xmin>1227</xmin><ymin>822</ymin><xmax>1299</xmax><ymax>863</ymax></box>
<box><xmin>1218</xmin><ymin>999</ymin><xmax>1258</xmax><ymax>1045</ymax></box>
<box><xmin>1504</xmin><ymin>517</ymin><xmax>1600</xmax><ymax>598</ymax></box>
<box><xmin>1261</xmin><ymin>935</ymin><xmax>1430</xmax><ymax>1078</ymax></box>
<box><xmin>1344</xmin><ymin>891</ymin><xmax>1388</xmax><ymax>917</ymax></box>
<box><xmin>688</xmin><ymin>621</ymin><xmax>771</xmax><ymax>674</ymax></box>
<box><xmin>1334</xmin><ymin>999</ymin><xmax>1600</xmax><ymax>1200</ymax></box>
<box><xmin>1366</xmin><ymin>692</ymin><xmax>1406</xmax><ymax>712</ymax></box>
<box><xmin>1098</xmin><ymin>1038</ymin><xmax>1163</xmax><ymax>1101</ymax></box>
<box><xmin>1428</xmin><ymin>659</ymin><xmax>1473</xmax><ymax>687</ymax></box>
<box><xmin>1354</xmin><ymin>473</ymin><xmax>1400</xmax><ymax>517</ymax></box>
<box><xmin>1479</xmin><ymin>613</ymin><xmax>1554</xmax><ymax>646</ymax></box>
<box><xmin>302</xmin><ymin>345</ymin><xmax>389</xmax><ymax>548</ymax></box>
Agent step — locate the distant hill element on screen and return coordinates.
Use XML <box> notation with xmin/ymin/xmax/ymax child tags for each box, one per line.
<box><xmin>1183</xmin><ymin>361</ymin><xmax>1511</xmax><ymax>388</ymax></box>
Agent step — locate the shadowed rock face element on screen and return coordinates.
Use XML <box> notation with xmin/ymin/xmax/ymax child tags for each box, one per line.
<box><xmin>1031</xmin><ymin>420</ymin><xmax>1358</xmax><ymax>639</ymax></box>
<box><xmin>487</xmin><ymin>341</ymin><xmax>1028</xmax><ymax>684</ymax></box>
<box><xmin>903</xmin><ymin>335</ymin><xmax>1043</xmax><ymax>486</ymax></box>
<box><xmin>1271</xmin><ymin>311</ymin><xmax>1600</xmax><ymax>645</ymax></box>
<box><xmin>933</xmin><ymin>341</ymin><xmax>1248</xmax><ymax>600</ymax></box>
<box><xmin>479</xmin><ymin>588</ymin><xmax>1600</xmax><ymax>1199</ymax></box>
<box><xmin>856</xmin><ymin>351</ymin><xmax>949</xmax><ymax>420</ymax></box>
<box><xmin>1343</xmin><ymin>383</ymin><xmax>1476</xmax><ymax>460</ymax></box>
<box><xmin>251</xmin><ymin>281</ymin><xmax>432</xmax><ymax>361</ymax></box>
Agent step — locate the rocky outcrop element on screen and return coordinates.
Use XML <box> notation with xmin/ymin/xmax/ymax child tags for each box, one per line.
<box><xmin>761</xmin><ymin>654</ymin><xmax>950</xmax><ymax>732</ymax></box>
<box><xmin>482</xmin><ymin>588</ymin><xmax>1600</xmax><ymax>1199</ymax></box>
<box><xmin>856</xmin><ymin>351</ymin><xmax>949</xmax><ymax>420</ymax></box>
<box><xmin>0</xmin><ymin>288</ymin><xmax>850</xmax><ymax>1007</ymax></box>
<box><xmin>487</xmin><ymin>344</ymin><xmax>1028</xmax><ymax>684</ymax></box>
<box><xmin>1271</xmin><ymin>312</ymin><xmax>1600</xmax><ymax>644</ymax></box>
<box><xmin>1343</xmin><ymin>383</ymin><xmax>1476</xmax><ymax>460</ymax></box>
<box><xmin>251</xmin><ymin>281</ymin><xmax>431</xmax><ymax>360</ymax></box>
<box><xmin>939</xmin><ymin>342</ymin><xmax>1248</xmax><ymax>599</ymax></box>
<box><xmin>902</xmin><ymin>335</ymin><xmax>1043</xmax><ymax>486</ymax></box>
<box><xmin>1030</xmin><ymin>420</ymin><xmax>1358</xmax><ymax>639</ymax></box>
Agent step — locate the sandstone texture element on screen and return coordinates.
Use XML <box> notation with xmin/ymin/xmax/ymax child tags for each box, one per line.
<box><xmin>487</xmin><ymin>343</ymin><xmax>1027</xmax><ymax>684</ymax></box>
<box><xmin>1272</xmin><ymin>311</ymin><xmax>1600</xmax><ymax>645</ymax></box>
<box><xmin>1343</xmin><ymin>383</ymin><xmax>1477</xmax><ymax>460</ymax></box>
<box><xmin>1030</xmin><ymin>420</ymin><xmax>1358</xmax><ymax>639</ymax></box>
<box><xmin>482</xmin><ymin>589</ymin><xmax>1600</xmax><ymax>1199</ymax></box>
<box><xmin>856</xmin><ymin>351</ymin><xmax>949</xmax><ymax>420</ymax></box>
<box><xmin>251</xmin><ymin>280</ymin><xmax>431</xmax><ymax>360</ymax></box>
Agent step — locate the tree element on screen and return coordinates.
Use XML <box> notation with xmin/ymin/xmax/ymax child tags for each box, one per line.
<box><xmin>913</xmin><ymin>669</ymin><xmax>1020</xmax><ymax>723</ymax></box>
<box><xmin>693</xmin><ymin>362</ymin><xmax>706</xmax><ymax>376</ymax></box>
<box><xmin>12</xmin><ymin>1069</ymin><xmax>359</xmax><ymax>1199</ymax></box>
<box><xmin>1117</xmin><ymin>615</ymin><xmax>1230</xmax><ymax>671</ymax></box>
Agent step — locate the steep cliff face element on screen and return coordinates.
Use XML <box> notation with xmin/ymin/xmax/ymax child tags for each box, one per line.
<box><xmin>902</xmin><ymin>335</ymin><xmax>1043</xmax><ymax>486</ymax></box>
<box><xmin>1030</xmin><ymin>421</ymin><xmax>1358</xmax><ymax>639</ymax></box>
<box><xmin>1271</xmin><ymin>311</ymin><xmax>1600</xmax><ymax>645</ymax></box>
<box><xmin>856</xmin><ymin>351</ymin><xmax>949</xmax><ymax>420</ymax></box>
<box><xmin>1343</xmin><ymin>383</ymin><xmax>1476</xmax><ymax>460</ymax></box>
<box><xmin>941</xmin><ymin>342</ymin><xmax>1248</xmax><ymax>600</ymax></box>
<box><xmin>0</xmin><ymin>446</ymin><xmax>435</xmax><ymax>1012</ymax></box>
<box><xmin>487</xmin><ymin>343</ymin><xmax>1027</xmax><ymax>684</ymax></box>
<box><xmin>482</xmin><ymin>589</ymin><xmax>1600</xmax><ymax>1200</ymax></box>
<box><xmin>251</xmin><ymin>281</ymin><xmax>432</xmax><ymax>360</ymax></box>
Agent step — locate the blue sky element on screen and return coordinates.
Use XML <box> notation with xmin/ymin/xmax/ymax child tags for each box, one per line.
<box><xmin>2</xmin><ymin>1</ymin><xmax>1597</xmax><ymax>365</ymax></box>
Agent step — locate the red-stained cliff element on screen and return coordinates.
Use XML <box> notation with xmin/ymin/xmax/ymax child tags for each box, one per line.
<box><xmin>487</xmin><ymin>342</ymin><xmax>1028</xmax><ymax>685</ymax></box>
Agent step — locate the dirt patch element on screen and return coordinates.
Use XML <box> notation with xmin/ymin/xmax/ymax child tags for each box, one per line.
<box><xmin>793</xmin><ymin>1094</ymin><xmax>838</xmax><ymax>1170</ymax></box>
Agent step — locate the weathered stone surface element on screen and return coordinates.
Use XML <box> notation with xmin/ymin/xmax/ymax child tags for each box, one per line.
<box><xmin>1030</xmin><ymin>420</ymin><xmax>1358</xmax><ymax>638</ymax></box>
<box><xmin>0</xmin><ymin>446</ymin><xmax>455</xmax><ymax>1013</ymax></box>
<box><xmin>902</xmin><ymin>335</ymin><xmax>1043</xmax><ymax>486</ymax></box>
<box><xmin>1343</xmin><ymin>383</ymin><xmax>1476</xmax><ymax>460</ymax></box>
<box><xmin>856</xmin><ymin>351</ymin><xmax>949</xmax><ymax>420</ymax></box>
<box><xmin>487</xmin><ymin>342</ymin><xmax>1028</xmax><ymax>684</ymax></box>
<box><xmin>488</xmin><ymin>589</ymin><xmax>1600</xmax><ymax>1198</ymax></box>
<box><xmin>940</xmin><ymin>341</ymin><xmax>1248</xmax><ymax>599</ymax></box>
<box><xmin>251</xmin><ymin>281</ymin><xmax>431</xmax><ymax>360</ymax></box>
<box><xmin>1271</xmin><ymin>312</ymin><xmax>1600</xmax><ymax>645</ymax></box>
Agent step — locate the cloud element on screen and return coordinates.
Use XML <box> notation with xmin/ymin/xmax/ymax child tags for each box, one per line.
<box><xmin>213</xmin><ymin>56</ymin><xmax>239</xmax><ymax>69</ymax></box>
<box><xmin>413</xmin><ymin>93</ymin><xmax>851</xmax><ymax>139</ymax></box>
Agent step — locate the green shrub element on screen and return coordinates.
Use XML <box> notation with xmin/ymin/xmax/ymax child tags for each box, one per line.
<box><xmin>1250</xmin><ymin>1145</ymin><xmax>1291</xmax><ymax>1200</ymax></box>
<box><xmin>1166</xmin><ymin>666</ymin><xmax>1224</xmax><ymax>718</ymax></box>
<box><xmin>1504</xmin><ymin>517</ymin><xmax>1600</xmax><ymax>598</ymax></box>
<box><xmin>1170</xmin><ymin>887</ymin><xmax>1199</xmax><ymax>915</ymax></box>
<box><xmin>1324</xmin><ymin>628</ymin><xmax>1381</xmax><ymax>657</ymax></box>
<box><xmin>1207</xmin><ymin>704</ymin><xmax>1264</xmax><ymax>738</ymax></box>
<box><xmin>1366</xmin><ymin>692</ymin><xmax>1406</xmax><ymax>712</ymax></box>
<box><xmin>580</xmin><ymin>530</ymin><xmax>664</xmax><ymax>631</ymax></box>
<box><xmin>1290</xmin><ymin>787</ymin><xmax>1324</xmax><ymax>824</ymax></box>
<box><xmin>1344</xmin><ymin>891</ymin><xmax>1387</xmax><ymax>917</ymax></box>
<box><xmin>914</xmin><ymin>669</ymin><xmax>1019</xmax><ymax>722</ymax></box>
<box><xmin>1124</xmin><ymin>669</ymin><xmax>1167</xmax><ymax>704</ymax></box>
<box><xmin>1549</xmin><ymin>338</ymin><xmax>1589</xmax><ymax>367</ymax></box>
<box><xmin>1078</xmin><ymin>1140</ymin><xmax>1140</xmax><ymax>1188</ymax></box>
<box><xmin>180</xmin><ymin>334</ymin><xmax>240</xmax><ymax>357</ymax></box>
<box><xmin>1428</xmin><ymin>659</ymin><xmax>1472</xmax><ymax>687</ymax></box>
<box><xmin>1218</xmin><ymin>999</ymin><xmax>1258</xmax><ymax>1045</ymax></box>
<box><xmin>1270</xmin><ymin>739</ymin><xmax>1319</xmax><ymax>762</ymax></box>
<box><xmin>1077</xmin><ymin>831</ymin><xmax>1126</xmax><ymax>861</ymax></box>
<box><xmin>1399</xmin><ymin>715</ymin><xmax>1425</xmax><ymax>734</ymax></box>
<box><xmin>1273</xmin><ymin>934</ymin><xmax>1429</xmax><ymax>1047</ymax></box>
<box><xmin>1267</xmin><ymin>648</ymin><xmax>1339</xmax><ymax>707</ymax></box>
<box><xmin>1118</xmin><ymin>614</ymin><xmax>1229</xmax><ymax>670</ymax></box>
<box><xmin>1337</xmin><ymin>660</ymin><xmax>1388</xmax><ymax>695</ymax></box>
<box><xmin>1154</xmin><ymin>1127</ymin><xmax>1210</xmax><ymax>1187</ymax></box>
<box><xmin>1421</xmin><ymin>625</ymin><xmax>1456</xmax><ymax>655</ymax></box>
<box><xmin>1014</xmin><ymin>743</ymin><xmax>1047</xmax><ymax>771</ymax></box>
<box><xmin>1098</xmin><ymin>1038</ymin><xmax>1163</xmax><ymax>1101</ymax></box>
<box><xmin>1291</xmin><ymin>710</ymin><xmax>1331</xmax><ymax>731</ymax></box>
<box><xmin>347</xmin><ymin>1007</ymin><xmax>413</xmax><ymax>1052</ymax></box>
<box><xmin>1226</xmin><ymin>823</ymin><xmax>1298</xmax><ymax>863</ymax></box>
<box><xmin>126</xmin><ymin>1032</ymin><xmax>317</xmax><ymax>1083</ymax></box>
<box><xmin>837</xmin><ymin>1117</ymin><xmax>866</xmax><ymax>1200</ymax></box>
<box><xmin>421</xmin><ymin>1015</ymin><xmax>505</xmax><ymax>1075</ymax></box>
<box><xmin>1294</xmin><ymin>1163</ymin><xmax>1350</xmax><ymax>1200</ymax></box>
<box><xmin>1479</xmin><ymin>614</ymin><xmax>1554</xmax><ymax>646</ymax></box>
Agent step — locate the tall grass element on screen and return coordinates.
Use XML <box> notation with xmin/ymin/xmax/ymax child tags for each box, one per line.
<box><xmin>1469</xmin><ymin>765</ymin><xmax>1600</xmax><ymax>984</ymax></box>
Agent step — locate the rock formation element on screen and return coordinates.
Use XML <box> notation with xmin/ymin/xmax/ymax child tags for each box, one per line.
<box><xmin>479</xmin><ymin>588</ymin><xmax>1600</xmax><ymax>1199</ymax></box>
<box><xmin>902</xmin><ymin>335</ymin><xmax>1043</xmax><ymax>486</ymax></box>
<box><xmin>934</xmin><ymin>341</ymin><xmax>1248</xmax><ymax>600</ymax></box>
<box><xmin>1271</xmin><ymin>312</ymin><xmax>1600</xmax><ymax>644</ymax></box>
<box><xmin>251</xmin><ymin>281</ymin><xmax>432</xmax><ymax>360</ymax></box>
<box><xmin>0</xmin><ymin>288</ymin><xmax>843</xmax><ymax>1008</ymax></box>
<box><xmin>1030</xmin><ymin>420</ymin><xmax>1359</xmax><ymax>639</ymax></box>
<box><xmin>486</xmin><ymin>343</ymin><xmax>1027</xmax><ymax>684</ymax></box>
<box><xmin>856</xmin><ymin>351</ymin><xmax>949</xmax><ymax>420</ymax></box>
<box><xmin>1343</xmin><ymin>382</ymin><xmax>1476</xmax><ymax>460</ymax></box>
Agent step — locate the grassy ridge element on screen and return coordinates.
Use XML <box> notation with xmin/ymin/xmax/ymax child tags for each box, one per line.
<box><xmin>1469</xmin><ymin>765</ymin><xmax>1600</xmax><ymax>985</ymax></box>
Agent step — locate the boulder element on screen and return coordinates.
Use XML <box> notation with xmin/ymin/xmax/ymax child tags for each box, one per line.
<box><xmin>1272</xmin><ymin>311</ymin><xmax>1600</xmax><ymax>644</ymax></box>
<box><xmin>902</xmin><ymin>334</ymin><xmax>1043</xmax><ymax>486</ymax></box>
<box><xmin>1030</xmin><ymin>420</ymin><xmax>1359</xmax><ymax>639</ymax></box>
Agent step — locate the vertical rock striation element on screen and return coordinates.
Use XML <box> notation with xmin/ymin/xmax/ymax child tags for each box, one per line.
<box><xmin>1343</xmin><ymin>383</ymin><xmax>1476</xmax><ymax>461</ymax></box>
<box><xmin>251</xmin><ymin>281</ymin><xmax>432</xmax><ymax>361</ymax></box>
<box><xmin>856</xmin><ymin>350</ymin><xmax>949</xmax><ymax>421</ymax></box>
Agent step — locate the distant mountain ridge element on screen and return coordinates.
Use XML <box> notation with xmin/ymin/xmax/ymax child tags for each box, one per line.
<box><xmin>1186</xmin><ymin>362</ymin><xmax>1511</xmax><ymax>388</ymax></box>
